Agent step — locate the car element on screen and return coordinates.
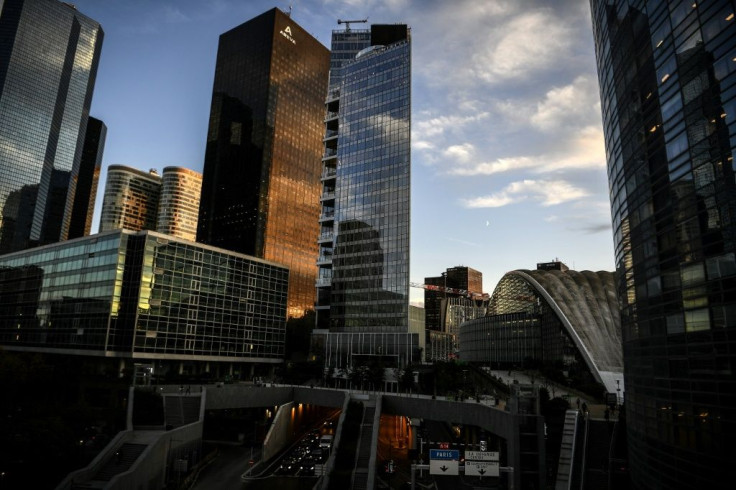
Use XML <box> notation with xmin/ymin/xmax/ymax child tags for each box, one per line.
<box><xmin>319</xmin><ymin>434</ymin><xmax>333</xmax><ymax>449</ymax></box>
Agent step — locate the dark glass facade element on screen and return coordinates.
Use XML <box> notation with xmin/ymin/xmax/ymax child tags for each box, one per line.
<box><xmin>319</xmin><ymin>26</ymin><xmax>411</xmax><ymax>332</ymax></box>
<box><xmin>68</xmin><ymin>116</ymin><xmax>105</xmax><ymax>239</ymax></box>
<box><xmin>590</xmin><ymin>1</ymin><xmax>736</xmax><ymax>487</ymax></box>
<box><xmin>0</xmin><ymin>0</ymin><xmax>103</xmax><ymax>254</ymax></box>
<box><xmin>0</xmin><ymin>229</ymin><xmax>289</xmax><ymax>363</ymax></box>
<box><xmin>424</xmin><ymin>266</ymin><xmax>484</xmax><ymax>331</ymax></box>
<box><xmin>197</xmin><ymin>8</ymin><xmax>329</xmax><ymax>319</ymax></box>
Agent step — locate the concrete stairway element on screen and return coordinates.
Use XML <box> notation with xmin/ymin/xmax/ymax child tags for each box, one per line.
<box><xmin>164</xmin><ymin>395</ymin><xmax>201</xmax><ymax>428</ymax></box>
<box><xmin>352</xmin><ymin>403</ymin><xmax>377</xmax><ymax>490</ymax></box>
<box><xmin>92</xmin><ymin>443</ymin><xmax>148</xmax><ymax>482</ymax></box>
<box><xmin>555</xmin><ymin>409</ymin><xmax>579</xmax><ymax>490</ymax></box>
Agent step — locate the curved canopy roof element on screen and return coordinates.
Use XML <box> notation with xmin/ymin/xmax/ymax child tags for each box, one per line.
<box><xmin>491</xmin><ymin>269</ymin><xmax>623</xmax><ymax>393</ymax></box>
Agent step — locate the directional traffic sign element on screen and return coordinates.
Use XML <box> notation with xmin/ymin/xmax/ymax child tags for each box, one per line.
<box><xmin>430</xmin><ymin>459</ymin><xmax>459</xmax><ymax>475</ymax></box>
<box><xmin>429</xmin><ymin>449</ymin><xmax>459</xmax><ymax>476</ymax></box>
<box><xmin>465</xmin><ymin>461</ymin><xmax>500</xmax><ymax>477</ymax></box>
<box><xmin>429</xmin><ymin>449</ymin><xmax>459</xmax><ymax>460</ymax></box>
<box><xmin>465</xmin><ymin>450</ymin><xmax>499</xmax><ymax>461</ymax></box>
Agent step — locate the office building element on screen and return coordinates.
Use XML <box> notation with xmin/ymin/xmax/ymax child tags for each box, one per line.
<box><xmin>197</xmin><ymin>8</ymin><xmax>329</xmax><ymax>318</ymax></box>
<box><xmin>590</xmin><ymin>1</ymin><xmax>736</xmax><ymax>487</ymax></box>
<box><xmin>460</xmin><ymin>264</ymin><xmax>623</xmax><ymax>394</ymax></box>
<box><xmin>0</xmin><ymin>229</ymin><xmax>289</xmax><ymax>372</ymax></box>
<box><xmin>0</xmin><ymin>0</ymin><xmax>103</xmax><ymax>254</ymax></box>
<box><xmin>313</xmin><ymin>23</ymin><xmax>416</xmax><ymax>368</ymax></box>
<box><xmin>424</xmin><ymin>265</ymin><xmax>484</xmax><ymax>331</ymax></box>
<box><xmin>99</xmin><ymin>165</ymin><xmax>161</xmax><ymax>233</ymax></box>
<box><xmin>68</xmin><ymin>117</ymin><xmax>106</xmax><ymax>239</ymax></box>
<box><xmin>157</xmin><ymin>167</ymin><xmax>202</xmax><ymax>241</ymax></box>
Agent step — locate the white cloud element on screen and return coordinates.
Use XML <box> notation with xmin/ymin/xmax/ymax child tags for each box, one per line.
<box><xmin>462</xmin><ymin>179</ymin><xmax>589</xmax><ymax>208</ymax></box>
<box><xmin>531</xmin><ymin>76</ymin><xmax>601</xmax><ymax>131</ymax></box>
<box><xmin>413</xmin><ymin>112</ymin><xmax>489</xmax><ymax>138</ymax></box>
<box><xmin>443</xmin><ymin>143</ymin><xmax>474</xmax><ymax>163</ymax></box>
<box><xmin>471</xmin><ymin>11</ymin><xmax>573</xmax><ymax>84</ymax></box>
<box><xmin>448</xmin><ymin>125</ymin><xmax>605</xmax><ymax>176</ymax></box>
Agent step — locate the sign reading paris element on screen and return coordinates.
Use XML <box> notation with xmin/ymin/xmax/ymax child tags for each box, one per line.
<box><xmin>280</xmin><ymin>25</ymin><xmax>296</xmax><ymax>44</ymax></box>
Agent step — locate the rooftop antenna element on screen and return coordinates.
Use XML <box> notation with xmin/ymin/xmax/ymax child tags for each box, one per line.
<box><xmin>337</xmin><ymin>18</ymin><xmax>368</xmax><ymax>32</ymax></box>
<box><xmin>287</xmin><ymin>4</ymin><xmax>292</xmax><ymax>17</ymax></box>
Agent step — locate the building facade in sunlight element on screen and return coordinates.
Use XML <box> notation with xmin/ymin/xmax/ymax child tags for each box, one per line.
<box><xmin>0</xmin><ymin>229</ymin><xmax>288</xmax><ymax>373</ymax></box>
<box><xmin>0</xmin><ymin>0</ymin><xmax>103</xmax><ymax>254</ymax></box>
<box><xmin>99</xmin><ymin>165</ymin><xmax>162</xmax><ymax>233</ymax></box>
<box><xmin>314</xmin><ymin>23</ymin><xmax>419</xmax><ymax>368</ymax></box>
<box><xmin>197</xmin><ymin>8</ymin><xmax>329</xmax><ymax>319</ymax></box>
<box><xmin>590</xmin><ymin>1</ymin><xmax>736</xmax><ymax>487</ymax></box>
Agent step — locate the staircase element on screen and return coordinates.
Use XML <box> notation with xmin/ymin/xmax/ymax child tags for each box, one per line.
<box><xmin>555</xmin><ymin>409</ymin><xmax>579</xmax><ymax>490</ymax></box>
<box><xmin>164</xmin><ymin>395</ymin><xmax>201</xmax><ymax>428</ymax></box>
<box><xmin>92</xmin><ymin>443</ymin><xmax>148</xmax><ymax>482</ymax></box>
<box><xmin>352</xmin><ymin>404</ymin><xmax>377</xmax><ymax>490</ymax></box>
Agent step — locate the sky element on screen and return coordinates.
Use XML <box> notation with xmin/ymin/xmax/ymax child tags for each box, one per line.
<box><xmin>73</xmin><ymin>0</ymin><xmax>615</xmax><ymax>307</ymax></box>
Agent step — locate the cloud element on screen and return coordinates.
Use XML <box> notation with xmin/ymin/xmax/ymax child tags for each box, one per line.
<box><xmin>448</xmin><ymin>125</ymin><xmax>605</xmax><ymax>176</ymax></box>
<box><xmin>531</xmin><ymin>76</ymin><xmax>601</xmax><ymax>131</ymax></box>
<box><xmin>443</xmin><ymin>143</ymin><xmax>474</xmax><ymax>163</ymax></box>
<box><xmin>471</xmin><ymin>11</ymin><xmax>573</xmax><ymax>84</ymax></box>
<box><xmin>462</xmin><ymin>179</ymin><xmax>589</xmax><ymax>208</ymax></box>
<box><xmin>413</xmin><ymin>112</ymin><xmax>489</xmax><ymax>138</ymax></box>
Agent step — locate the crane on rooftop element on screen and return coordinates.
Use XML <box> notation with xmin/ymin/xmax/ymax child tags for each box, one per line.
<box><xmin>337</xmin><ymin>18</ymin><xmax>368</xmax><ymax>32</ymax></box>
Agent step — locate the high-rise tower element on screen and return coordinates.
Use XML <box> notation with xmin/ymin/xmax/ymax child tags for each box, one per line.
<box><xmin>157</xmin><ymin>167</ymin><xmax>202</xmax><ymax>241</ymax></box>
<box><xmin>99</xmin><ymin>165</ymin><xmax>161</xmax><ymax>233</ymax></box>
<box><xmin>0</xmin><ymin>0</ymin><xmax>103</xmax><ymax>254</ymax></box>
<box><xmin>315</xmin><ymin>24</ymin><xmax>416</xmax><ymax>368</ymax></box>
<box><xmin>590</xmin><ymin>1</ymin><xmax>736</xmax><ymax>488</ymax></box>
<box><xmin>68</xmin><ymin>117</ymin><xmax>106</xmax><ymax>239</ymax></box>
<box><xmin>197</xmin><ymin>8</ymin><xmax>329</xmax><ymax>318</ymax></box>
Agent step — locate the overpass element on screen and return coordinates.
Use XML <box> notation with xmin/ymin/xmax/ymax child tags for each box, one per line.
<box><xmin>58</xmin><ymin>384</ymin><xmax>544</xmax><ymax>490</ymax></box>
<box><xmin>207</xmin><ymin>384</ymin><xmax>545</xmax><ymax>489</ymax></box>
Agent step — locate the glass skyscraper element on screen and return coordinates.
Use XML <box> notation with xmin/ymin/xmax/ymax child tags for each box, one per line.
<box><xmin>0</xmin><ymin>0</ymin><xmax>103</xmax><ymax>254</ymax></box>
<box><xmin>157</xmin><ymin>167</ymin><xmax>202</xmax><ymax>241</ymax></box>
<box><xmin>314</xmin><ymin>24</ymin><xmax>416</xmax><ymax>368</ymax></box>
<box><xmin>68</xmin><ymin>116</ymin><xmax>105</xmax><ymax>239</ymax></box>
<box><xmin>590</xmin><ymin>1</ymin><xmax>736</xmax><ymax>487</ymax></box>
<box><xmin>197</xmin><ymin>8</ymin><xmax>329</xmax><ymax>319</ymax></box>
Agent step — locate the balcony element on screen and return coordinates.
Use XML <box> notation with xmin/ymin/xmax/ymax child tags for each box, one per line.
<box><xmin>318</xmin><ymin>232</ymin><xmax>333</xmax><ymax>243</ymax></box>
<box><xmin>325</xmin><ymin>111</ymin><xmax>338</xmax><ymax>121</ymax></box>
<box><xmin>321</xmin><ymin>191</ymin><xmax>335</xmax><ymax>201</ymax></box>
<box><xmin>319</xmin><ymin>210</ymin><xmax>335</xmax><ymax>221</ymax></box>
<box><xmin>317</xmin><ymin>253</ymin><xmax>333</xmax><ymax>265</ymax></box>
<box><xmin>323</xmin><ymin>129</ymin><xmax>338</xmax><ymax>141</ymax></box>
<box><xmin>321</xmin><ymin>167</ymin><xmax>336</xmax><ymax>180</ymax></box>
<box><xmin>316</xmin><ymin>277</ymin><xmax>332</xmax><ymax>287</ymax></box>
<box><xmin>322</xmin><ymin>148</ymin><xmax>337</xmax><ymax>160</ymax></box>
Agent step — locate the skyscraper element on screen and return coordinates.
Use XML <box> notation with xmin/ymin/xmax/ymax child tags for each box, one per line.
<box><xmin>0</xmin><ymin>0</ymin><xmax>103</xmax><ymax>254</ymax></box>
<box><xmin>315</xmin><ymin>23</ymin><xmax>416</xmax><ymax>368</ymax></box>
<box><xmin>157</xmin><ymin>167</ymin><xmax>202</xmax><ymax>241</ymax></box>
<box><xmin>590</xmin><ymin>1</ymin><xmax>736</xmax><ymax>488</ymax></box>
<box><xmin>99</xmin><ymin>165</ymin><xmax>161</xmax><ymax>233</ymax></box>
<box><xmin>197</xmin><ymin>8</ymin><xmax>329</xmax><ymax>318</ymax></box>
<box><xmin>68</xmin><ymin>117</ymin><xmax>106</xmax><ymax>239</ymax></box>
<box><xmin>424</xmin><ymin>265</ymin><xmax>483</xmax><ymax>331</ymax></box>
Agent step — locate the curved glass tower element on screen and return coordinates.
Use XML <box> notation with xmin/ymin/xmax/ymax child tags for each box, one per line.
<box><xmin>99</xmin><ymin>165</ymin><xmax>161</xmax><ymax>233</ymax></box>
<box><xmin>157</xmin><ymin>166</ymin><xmax>202</xmax><ymax>241</ymax></box>
<box><xmin>589</xmin><ymin>1</ymin><xmax>736</xmax><ymax>487</ymax></box>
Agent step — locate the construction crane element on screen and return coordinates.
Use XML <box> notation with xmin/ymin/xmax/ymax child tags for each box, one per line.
<box><xmin>410</xmin><ymin>282</ymin><xmax>489</xmax><ymax>300</ymax></box>
<box><xmin>337</xmin><ymin>18</ymin><xmax>368</xmax><ymax>32</ymax></box>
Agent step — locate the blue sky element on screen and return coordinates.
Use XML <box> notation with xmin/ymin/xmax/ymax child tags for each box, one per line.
<box><xmin>74</xmin><ymin>0</ymin><xmax>615</xmax><ymax>306</ymax></box>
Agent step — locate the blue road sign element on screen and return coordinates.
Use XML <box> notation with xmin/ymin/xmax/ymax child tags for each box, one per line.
<box><xmin>430</xmin><ymin>449</ymin><xmax>459</xmax><ymax>460</ymax></box>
